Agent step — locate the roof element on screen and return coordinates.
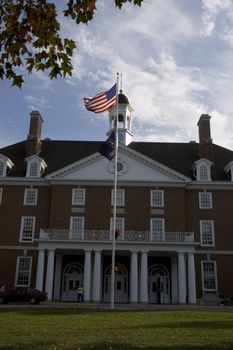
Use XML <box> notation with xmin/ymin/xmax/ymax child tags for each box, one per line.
<box><xmin>118</xmin><ymin>92</ymin><xmax>129</xmax><ymax>105</ymax></box>
<box><xmin>1</xmin><ymin>139</ymin><xmax>233</xmax><ymax>180</ymax></box>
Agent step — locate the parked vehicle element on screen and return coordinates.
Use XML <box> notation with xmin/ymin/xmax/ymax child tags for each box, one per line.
<box><xmin>0</xmin><ymin>287</ymin><xmax>47</xmax><ymax>304</ymax></box>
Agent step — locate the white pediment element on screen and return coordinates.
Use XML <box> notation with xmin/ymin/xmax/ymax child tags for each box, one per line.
<box><xmin>47</xmin><ymin>145</ymin><xmax>190</xmax><ymax>183</ymax></box>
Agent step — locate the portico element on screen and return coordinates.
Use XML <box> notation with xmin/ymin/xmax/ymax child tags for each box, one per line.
<box><xmin>36</xmin><ymin>231</ymin><xmax>198</xmax><ymax>305</ymax></box>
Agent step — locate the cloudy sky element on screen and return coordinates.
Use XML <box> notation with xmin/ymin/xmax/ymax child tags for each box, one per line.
<box><xmin>1</xmin><ymin>0</ymin><xmax>233</xmax><ymax>150</ymax></box>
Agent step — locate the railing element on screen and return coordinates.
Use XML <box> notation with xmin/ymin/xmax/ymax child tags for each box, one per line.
<box><xmin>39</xmin><ymin>229</ymin><xmax>194</xmax><ymax>243</ymax></box>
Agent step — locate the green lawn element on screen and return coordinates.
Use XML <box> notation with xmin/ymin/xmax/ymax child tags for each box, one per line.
<box><xmin>0</xmin><ymin>308</ymin><xmax>233</xmax><ymax>349</ymax></box>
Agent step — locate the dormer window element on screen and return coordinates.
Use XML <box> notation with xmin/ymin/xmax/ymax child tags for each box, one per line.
<box><xmin>224</xmin><ymin>161</ymin><xmax>233</xmax><ymax>181</ymax></box>
<box><xmin>193</xmin><ymin>158</ymin><xmax>212</xmax><ymax>181</ymax></box>
<box><xmin>200</xmin><ymin>165</ymin><xmax>208</xmax><ymax>181</ymax></box>
<box><xmin>25</xmin><ymin>155</ymin><xmax>47</xmax><ymax>178</ymax></box>
<box><xmin>29</xmin><ymin>162</ymin><xmax>39</xmax><ymax>177</ymax></box>
<box><xmin>0</xmin><ymin>161</ymin><xmax>3</xmax><ymax>176</ymax></box>
<box><xmin>0</xmin><ymin>154</ymin><xmax>14</xmax><ymax>177</ymax></box>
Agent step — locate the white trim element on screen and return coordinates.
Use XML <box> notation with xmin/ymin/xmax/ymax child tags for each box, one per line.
<box><xmin>72</xmin><ymin>188</ymin><xmax>86</xmax><ymax>206</ymax></box>
<box><xmin>24</xmin><ymin>188</ymin><xmax>38</xmax><ymax>206</ymax></box>
<box><xmin>19</xmin><ymin>216</ymin><xmax>36</xmax><ymax>242</ymax></box>
<box><xmin>199</xmin><ymin>192</ymin><xmax>212</xmax><ymax>209</ymax></box>
<box><xmin>200</xmin><ymin>220</ymin><xmax>215</xmax><ymax>246</ymax></box>
<box><xmin>0</xmin><ymin>154</ymin><xmax>14</xmax><ymax>177</ymax></box>
<box><xmin>69</xmin><ymin>216</ymin><xmax>85</xmax><ymax>239</ymax></box>
<box><xmin>3</xmin><ymin>177</ymin><xmax>233</xmax><ymax>189</ymax></box>
<box><xmin>25</xmin><ymin>155</ymin><xmax>47</xmax><ymax>178</ymax></box>
<box><xmin>15</xmin><ymin>256</ymin><xmax>32</xmax><ymax>287</ymax></box>
<box><xmin>224</xmin><ymin>161</ymin><xmax>233</xmax><ymax>181</ymax></box>
<box><xmin>46</xmin><ymin>145</ymin><xmax>191</xmax><ymax>182</ymax></box>
<box><xmin>110</xmin><ymin>217</ymin><xmax>125</xmax><ymax>240</ymax></box>
<box><xmin>111</xmin><ymin>189</ymin><xmax>125</xmax><ymax>207</ymax></box>
<box><xmin>150</xmin><ymin>189</ymin><xmax>164</xmax><ymax>207</ymax></box>
<box><xmin>150</xmin><ymin>218</ymin><xmax>165</xmax><ymax>241</ymax></box>
<box><xmin>201</xmin><ymin>260</ymin><xmax>218</xmax><ymax>292</ymax></box>
<box><xmin>194</xmin><ymin>158</ymin><xmax>212</xmax><ymax>182</ymax></box>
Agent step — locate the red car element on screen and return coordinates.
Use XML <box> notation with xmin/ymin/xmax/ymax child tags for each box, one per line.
<box><xmin>0</xmin><ymin>287</ymin><xmax>47</xmax><ymax>304</ymax></box>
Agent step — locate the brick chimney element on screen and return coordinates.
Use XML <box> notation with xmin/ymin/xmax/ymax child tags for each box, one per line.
<box><xmin>197</xmin><ymin>114</ymin><xmax>213</xmax><ymax>160</ymax></box>
<box><xmin>25</xmin><ymin>111</ymin><xmax>43</xmax><ymax>158</ymax></box>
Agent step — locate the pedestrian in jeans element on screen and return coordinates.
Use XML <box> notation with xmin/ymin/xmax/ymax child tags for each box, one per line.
<box><xmin>77</xmin><ymin>285</ymin><xmax>84</xmax><ymax>302</ymax></box>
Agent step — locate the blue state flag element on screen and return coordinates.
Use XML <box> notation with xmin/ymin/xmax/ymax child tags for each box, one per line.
<box><xmin>99</xmin><ymin>132</ymin><xmax>116</xmax><ymax>160</ymax></box>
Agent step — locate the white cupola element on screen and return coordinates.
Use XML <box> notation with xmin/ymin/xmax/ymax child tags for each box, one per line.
<box><xmin>107</xmin><ymin>90</ymin><xmax>134</xmax><ymax>145</ymax></box>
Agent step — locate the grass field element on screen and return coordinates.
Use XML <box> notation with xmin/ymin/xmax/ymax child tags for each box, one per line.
<box><xmin>0</xmin><ymin>308</ymin><xmax>233</xmax><ymax>349</ymax></box>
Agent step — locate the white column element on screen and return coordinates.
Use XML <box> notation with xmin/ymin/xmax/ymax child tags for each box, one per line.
<box><xmin>178</xmin><ymin>252</ymin><xmax>186</xmax><ymax>304</ymax></box>
<box><xmin>140</xmin><ymin>251</ymin><xmax>148</xmax><ymax>303</ymax></box>
<box><xmin>188</xmin><ymin>252</ymin><xmax>197</xmax><ymax>304</ymax></box>
<box><xmin>171</xmin><ymin>257</ymin><xmax>178</xmax><ymax>304</ymax></box>
<box><xmin>93</xmin><ymin>250</ymin><xmax>101</xmax><ymax>302</ymax></box>
<box><xmin>130</xmin><ymin>251</ymin><xmax>138</xmax><ymax>303</ymax></box>
<box><xmin>84</xmin><ymin>250</ymin><xmax>92</xmax><ymax>302</ymax></box>
<box><xmin>45</xmin><ymin>249</ymin><xmax>55</xmax><ymax>300</ymax></box>
<box><xmin>36</xmin><ymin>248</ymin><xmax>45</xmax><ymax>291</ymax></box>
<box><xmin>53</xmin><ymin>254</ymin><xmax>62</xmax><ymax>300</ymax></box>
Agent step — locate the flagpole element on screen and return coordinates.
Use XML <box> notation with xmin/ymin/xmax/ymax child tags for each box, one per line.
<box><xmin>110</xmin><ymin>73</ymin><xmax>119</xmax><ymax>310</ymax></box>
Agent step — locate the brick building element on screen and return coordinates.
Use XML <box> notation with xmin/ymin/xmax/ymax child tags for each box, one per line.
<box><xmin>1</xmin><ymin>92</ymin><xmax>233</xmax><ymax>304</ymax></box>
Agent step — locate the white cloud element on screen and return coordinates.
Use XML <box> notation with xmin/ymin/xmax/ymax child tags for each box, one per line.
<box><xmin>3</xmin><ymin>0</ymin><xmax>233</xmax><ymax>150</ymax></box>
<box><xmin>57</xmin><ymin>0</ymin><xmax>233</xmax><ymax>147</ymax></box>
<box><xmin>24</xmin><ymin>95</ymin><xmax>51</xmax><ymax>110</ymax></box>
<box><xmin>201</xmin><ymin>0</ymin><xmax>233</xmax><ymax>37</ymax></box>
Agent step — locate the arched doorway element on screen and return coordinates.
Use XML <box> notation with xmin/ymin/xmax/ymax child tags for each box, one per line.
<box><xmin>61</xmin><ymin>262</ymin><xmax>83</xmax><ymax>301</ymax></box>
<box><xmin>148</xmin><ymin>264</ymin><xmax>170</xmax><ymax>304</ymax></box>
<box><xmin>103</xmin><ymin>264</ymin><xmax>128</xmax><ymax>303</ymax></box>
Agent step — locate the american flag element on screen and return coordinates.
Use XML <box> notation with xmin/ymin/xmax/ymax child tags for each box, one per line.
<box><xmin>83</xmin><ymin>84</ymin><xmax>117</xmax><ymax>113</ymax></box>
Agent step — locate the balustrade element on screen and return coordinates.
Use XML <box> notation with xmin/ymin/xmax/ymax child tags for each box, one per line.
<box><xmin>39</xmin><ymin>229</ymin><xmax>194</xmax><ymax>243</ymax></box>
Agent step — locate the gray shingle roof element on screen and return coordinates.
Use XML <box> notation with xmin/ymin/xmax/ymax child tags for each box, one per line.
<box><xmin>1</xmin><ymin>139</ymin><xmax>233</xmax><ymax>180</ymax></box>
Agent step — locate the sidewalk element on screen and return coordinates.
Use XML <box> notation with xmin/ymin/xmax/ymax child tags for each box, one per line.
<box><xmin>2</xmin><ymin>301</ymin><xmax>233</xmax><ymax>312</ymax></box>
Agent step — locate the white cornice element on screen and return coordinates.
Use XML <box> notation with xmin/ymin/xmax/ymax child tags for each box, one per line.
<box><xmin>1</xmin><ymin>177</ymin><xmax>233</xmax><ymax>189</ymax></box>
<box><xmin>0</xmin><ymin>245</ymin><xmax>37</xmax><ymax>250</ymax></box>
<box><xmin>0</xmin><ymin>177</ymin><xmax>49</xmax><ymax>186</ymax></box>
<box><xmin>195</xmin><ymin>250</ymin><xmax>233</xmax><ymax>255</ymax></box>
<box><xmin>187</xmin><ymin>181</ymin><xmax>233</xmax><ymax>189</ymax></box>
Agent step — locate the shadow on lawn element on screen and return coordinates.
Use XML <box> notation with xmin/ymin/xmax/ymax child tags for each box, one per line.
<box><xmin>1</xmin><ymin>342</ymin><xmax>233</xmax><ymax>350</ymax></box>
<box><xmin>2</xmin><ymin>308</ymin><xmax>233</xmax><ymax>330</ymax></box>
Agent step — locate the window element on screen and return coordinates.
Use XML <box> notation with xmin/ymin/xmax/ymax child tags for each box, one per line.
<box><xmin>194</xmin><ymin>159</ymin><xmax>212</xmax><ymax>181</ymax></box>
<box><xmin>0</xmin><ymin>161</ymin><xmax>4</xmax><ymax>176</ymax></box>
<box><xmin>200</xmin><ymin>220</ymin><xmax>215</xmax><ymax>246</ymax></box>
<box><xmin>111</xmin><ymin>189</ymin><xmax>125</xmax><ymax>206</ymax></box>
<box><xmin>150</xmin><ymin>218</ymin><xmax>165</xmax><ymax>241</ymax></box>
<box><xmin>0</xmin><ymin>188</ymin><xmax>2</xmax><ymax>204</ymax></box>
<box><xmin>0</xmin><ymin>155</ymin><xmax>13</xmax><ymax>176</ymax></box>
<box><xmin>224</xmin><ymin>161</ymin><xmax>233</xmax><ymax>181</ymax></box>
<box><xmin>200</xmin><ymin>165</ymin><xmax>208</xmax><ymax>181</ymax></box>
<box><xmin>151</xmin><ymin>190</ymin><xmax>164</xmax><ymax>207</ymax></box>
<box><xmin>72</xmin><ymin>188</ymin><xmax>86</xmax><ymax>205</ymax></box>
<box><xmin>70</xmin><ymin>216</ymin><xmax>85</xmax><ymax>239</ymax></box>
<box><xmin>199</xmin><ymin>192</ymin><xmax>212</xmax><ymax>209</ymax></box>
<box><xmin>29</xmin><ymin>162</ymin><xmax>39</xmax><ymax>177</ymax></box>
<box><xmin>24</xmin><ymin>189</ymin><xmax>38</xmax><ymax>205</ymax></box>
<box><xmin>15</xmin><ymin>257</ymin><xmax>32</xmax><ymax>286</ymax></box>
<box><xmin>150</xmin><ymin>218</ymin><xmax>165</xmax><ymax>232</ymax></box>
<box><xmin>20</xmin><ymin>217</ymin><xmax>36</xmax><ymax>242</ymax></box>
<box><xmin>110</xmin><ymin>217</ymin><xmax>125</xmax><ymax>240</ymax></box>
<box><xmin>201</xmin><ymin>261</ymin><xmax>217</xmax><ymax>291</ymax></box>
<box><xmin>25</xmin><ymin>155</ymin><xmax>47</xmax><ymax>178</ymax></box>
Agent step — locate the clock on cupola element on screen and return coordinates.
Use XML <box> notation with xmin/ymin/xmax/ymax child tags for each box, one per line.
<box><xmin>107</xmin><ymin>90</ymin><xmax>134</xmax><ymax>146</ymax></box>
